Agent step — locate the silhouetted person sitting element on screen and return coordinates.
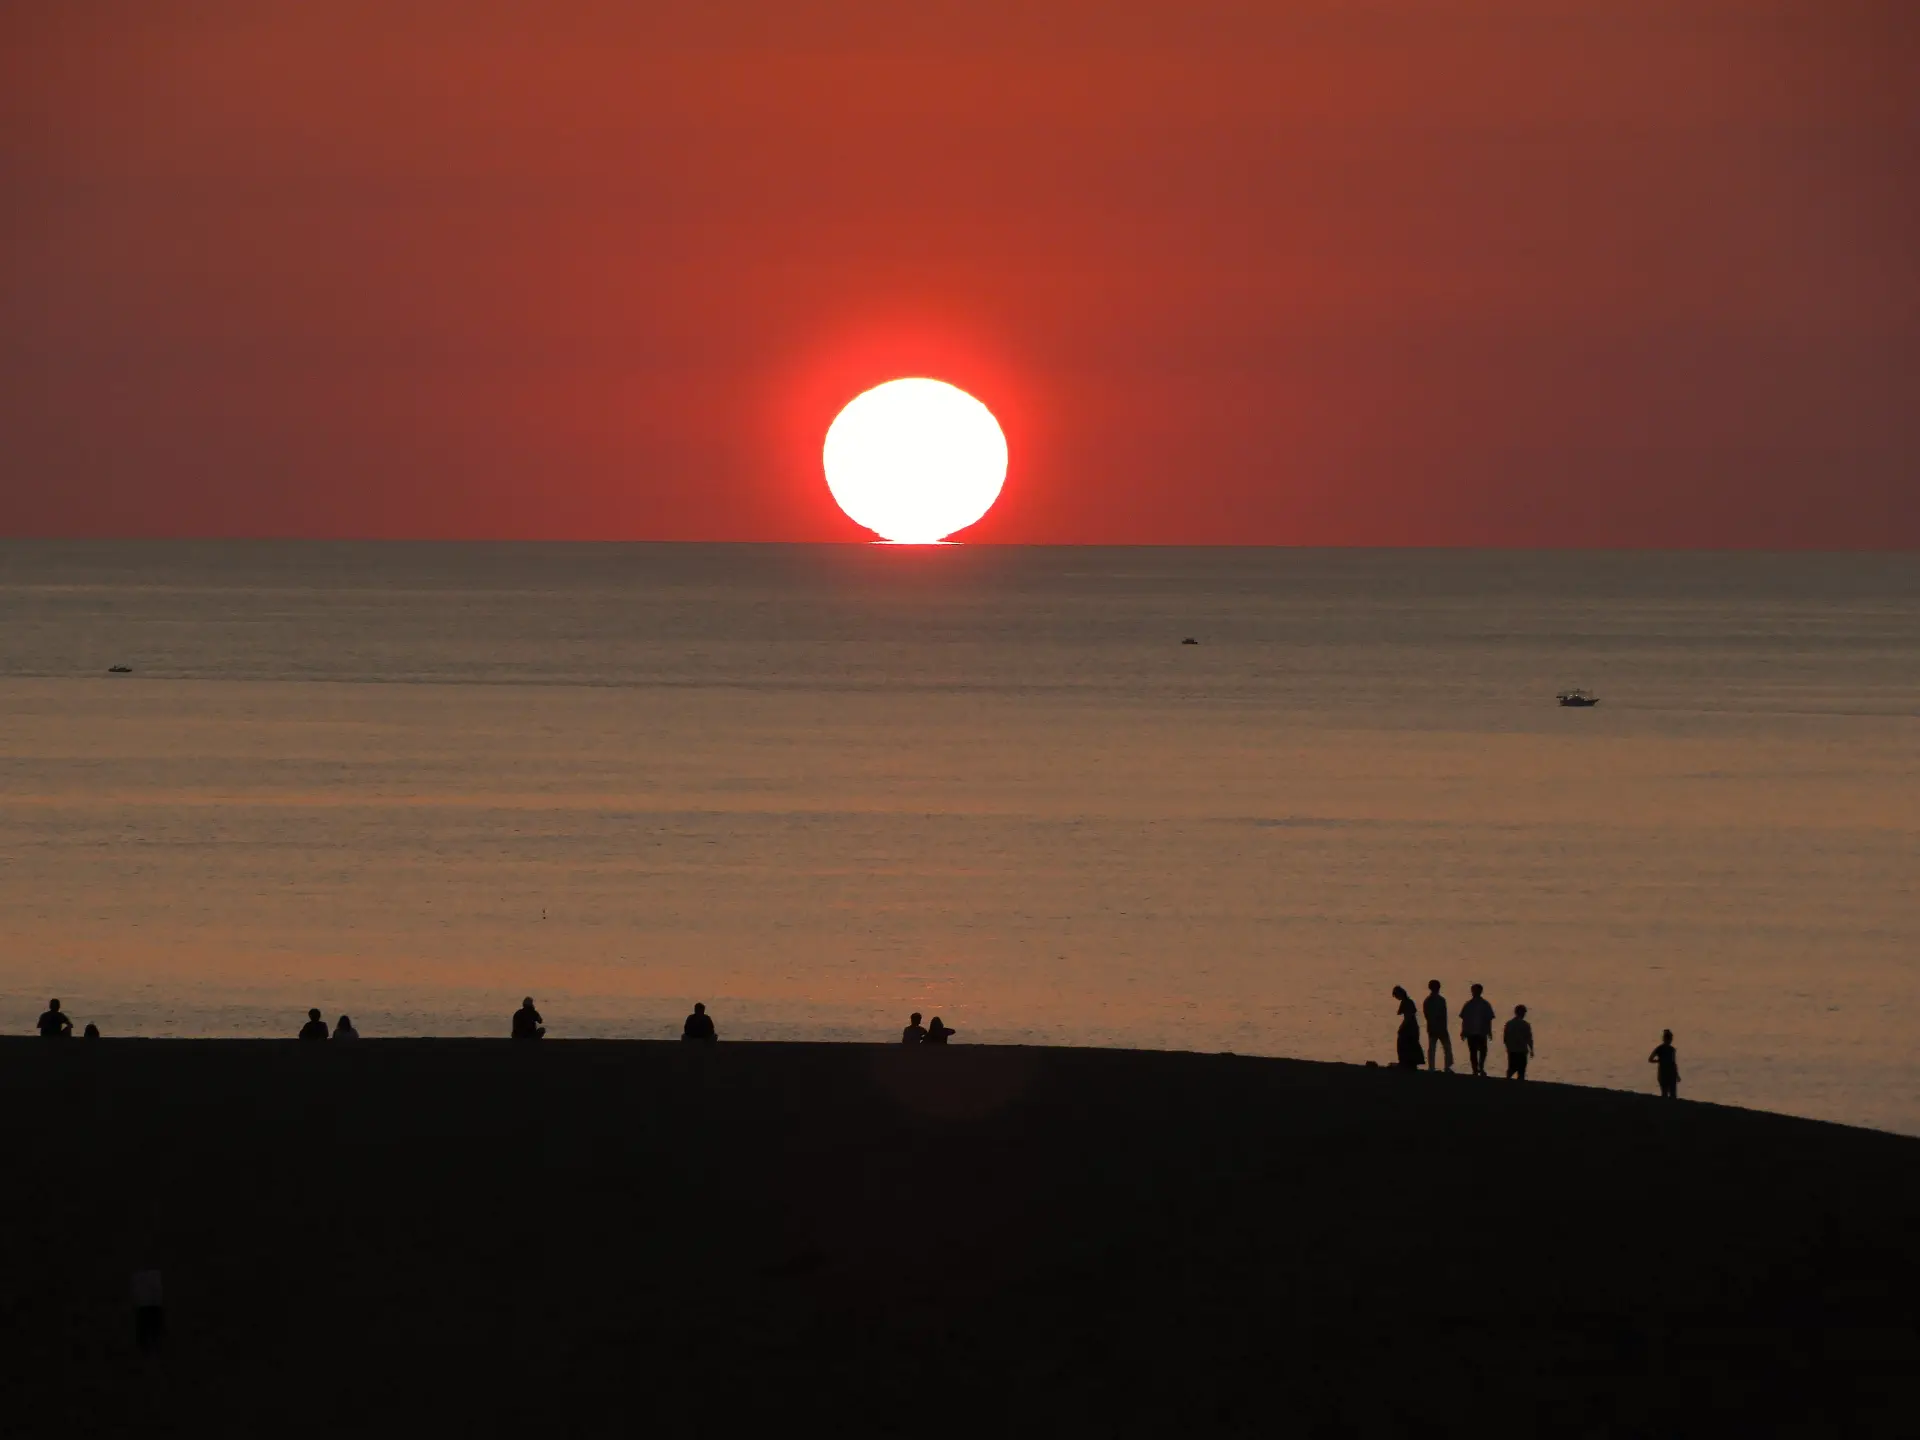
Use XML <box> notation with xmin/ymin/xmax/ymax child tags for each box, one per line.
<box><xmin>298</xmin><ymin>1008</ymin><xmax>328</xmax><ymax>1042</ymax></box>
<box><xmin>82</xmin><ymin>1023</ymin><xmax>100</xmax><ymax>1040</ymax></box>
<box><xmin>1424</xmin><ymin>980</ymin><xmax>1453</xmax><ymax>1072</ymax></box>
<box><xmin>37</xmin><ymin>999</ymin><xmax>73</xmax><ymax>1038</ymax></box>
<box><xmin>512</xmin><ymin>997</ymin><xmax>545</xmax><ymax>1040</ymax></box>
<box><xmin>682</xmin><ymin>1002</ymin><xmax>716</xmax><ymax>1042</ymax></box>
<box><xmin>1391</xmin><ymin>986</ymin><xmax>1422</xmax><ymax>1069</ymax></box>
<box><xmin>1649</xmin><ymin>1029</ymin><xmax>1680</xmax><ymax>1099</ymax></box>
<box><xmin>902</xmin><ymin>1012</ymin><xmax>926</xmax><ymax>1045</ymax></box>
<box><xmin>333</xmin><ymin>1015</ymin><xmax>359</xmax><ymax>1042</ymax></box>
<box><xmin>924</xmin><ymin>1016</ymin><xmax>954</xmax><ymax>1044</ymax></box>
<box><xmin>1503</xmin><ymin>1005</ymin><xmax>1533</xmax><ymax>1079</ymax></box>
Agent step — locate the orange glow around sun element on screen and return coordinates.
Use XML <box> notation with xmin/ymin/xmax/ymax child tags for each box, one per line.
<box><xmin>821</xmin><ymin>378</ymin><xmax>1008</xmax><ymax>543</ymax></box>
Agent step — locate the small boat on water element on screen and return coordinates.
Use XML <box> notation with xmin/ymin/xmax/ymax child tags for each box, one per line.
<box><xmin>107</xmin><ymin>665</ymin><xmax>132</xmax><ymax>674</ymax></box>
<box><xmin>1557</xmin><ymin>689</ymin><xmax>1599</xmax><ymax>707</ymax></box>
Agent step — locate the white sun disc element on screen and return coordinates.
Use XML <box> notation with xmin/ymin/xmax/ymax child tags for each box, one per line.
<box><xmin>822</xmin><ymin>378</ymin><xmax>1008</xmax><ymax>543</ymax></box>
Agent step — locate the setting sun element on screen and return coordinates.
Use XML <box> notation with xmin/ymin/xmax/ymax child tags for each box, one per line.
<box><xmin>822</xmin><ymin>378</ymin><xmax>1008</xmax><ymax>543</ymax></box>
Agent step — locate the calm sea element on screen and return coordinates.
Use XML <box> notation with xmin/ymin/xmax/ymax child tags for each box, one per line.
<box><xmin>2</xmin><ymin>542</ymin><xmax>1915</xmax><ymax>1132</ymax></box>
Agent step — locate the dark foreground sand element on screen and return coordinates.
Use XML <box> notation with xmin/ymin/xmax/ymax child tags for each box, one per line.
<box><xmin>4</xmin><ymin>1040</ymin><xmax>1916</xmax><ymax>1436</ymax></box>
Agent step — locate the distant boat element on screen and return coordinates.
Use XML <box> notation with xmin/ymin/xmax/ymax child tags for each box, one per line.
<box><xmin>107</xmin><ymin>665</ymin><xmax>132</xmax><ymax>674</ymax></box>
<box><xmin>1181</xmin><ymin>637</ymin><xmax>1199</xmax><ymax>646</ymax></box>
<box><xmin>1557</xmin><ymin>689</ymin><xmax>1599</xmax><ymax>707</ymax></box>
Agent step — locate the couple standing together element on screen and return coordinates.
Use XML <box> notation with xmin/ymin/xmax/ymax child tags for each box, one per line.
<box><xmin>1394</xmin><ymin>981</ymin><xmax>1531</xmax><ymax>1078</ymax></box>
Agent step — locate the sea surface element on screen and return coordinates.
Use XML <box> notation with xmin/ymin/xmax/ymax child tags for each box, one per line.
<box><xmin>1</xmin><ymin>542</ymin><xmax>1915</xmax><ymax>1133</ymax></box>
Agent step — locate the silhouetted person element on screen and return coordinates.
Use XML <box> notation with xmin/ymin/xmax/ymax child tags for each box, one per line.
<box><xmin>1391</xmin><ymin>986</ymin><xmax>1422</xmax><ymax>1068</ymax></box>
<box><xmin>1504</xmin><ymin>1005</ymin><xmax>1533</xmax><ymax>1079</ymax></box>
<box><xmin>82</xmin><ymin>1023</ymin><xmax>100</xmax><ymax>1040</ymax></box>
<box><xmin>924</xmin><ymin>1016</ymin><xmax>954</xmax><ymax>1044</ymax></box>
<box><xmin>333</xmin><ymin>1014</ymin><xmax>359</xmax><ymax>1042</ymax></box>
<box><xmin>902</xmin><ymin>1012</ymin><xmax>926</xmax><ymax>1044</ymax></box>
<box><xmin>512</xmin><ymin>997</ymin><xmax>545</xmax><ymax>1040</ymax></box>
<box><xmin>1459</xmin><ymin>983</ymin><xmax>1495</xmax><ymax>1076</ymax></box>
<box><xmin>37</xmin><ymin>999</ymin><xmax>72</xmax><ymax>1038</ymax></box>
<box><xmin>1649</xmin><ymin>1029</ymin><xmax>1680</xmax><ymax>1099</ymax></box>
<box><xmin>682</xmin><ymin>1003</ymin><xmax>716</xmax><ymax>1042</ymax></box>
<box><xmin>298</xmin><ymin>1008</ymin><xmax>328</xmax><ymax>1042</ymax></box>
<box><xmin>1424</xmin><ymin>980</ymin><xmax>1453</xmax><ymax>1072</ymax></box>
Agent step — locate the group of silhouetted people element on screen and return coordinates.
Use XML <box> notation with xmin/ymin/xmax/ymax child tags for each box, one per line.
<box><xmin>23</xmin><ymin>986</ymin><xmax>1673</xmax><ymax>1094</ymax></box>
<box><xmin>1391</xmin><ymin>980</ymin><xmax>1678</xmax><ymax>1095</ymax></box>
<box><xmin>31</xmin><ymin>993</ymin><xmax>973</xmax><ymax>1049</ymax></box>
<box><xmin>900</xmin><ymin>1012</ymin><xmax>954</xmax><ymax>1045</ymax></box>
<box><xmin>1395</xmin><ymin>981</ymin><xmax>1532</xmax><ymax>1077</ymax></box>
<box><xmin>298</xmin><ymin>1008</ymin><xmax>358</xmax><ymax>1041</ymax></box>
<box><xmin>33</xmin><ymin>999</ymin><xmax>99</xmax><ymax>1040</ymax></box>
<box><xmin>511</xmin><ymin>996</ymin><xmax>719</xmax><ymax>1042</ymax></box>
<box><xmin>283</xmin><ymin>996</ymin><xmax>729</xmax><ymax>1042</ymax></box>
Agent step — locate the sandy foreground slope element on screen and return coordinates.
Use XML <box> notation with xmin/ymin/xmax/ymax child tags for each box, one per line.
<box><xmin>4</xmin><ymin>1039</ymin><xmax>1916</xmax><ymax>1435</ymax></box>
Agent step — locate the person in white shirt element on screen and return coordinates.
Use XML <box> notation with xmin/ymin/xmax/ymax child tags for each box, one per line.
<box><xmin>1458</xmin><ymin>984</ymin><xmax>1496</xmax><ymax>1076</ymax></box>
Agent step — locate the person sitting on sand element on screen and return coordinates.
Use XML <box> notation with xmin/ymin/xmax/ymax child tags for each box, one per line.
<box><xmin>512</xmin><ymin>997</ymin><xmax>545</xmax><ymax>1040</ymax></box>
<box><xmin>682</xmin><ymin>1003</ymin><xmax>716</xmax><ymax>1042</ymax></box>
<box><xmin>1423</xmin><ymin>980</ymin><xmax>1453</xmax><ymax>1072</ymax></box>
<box><xmin>924</xmin><ymin>1016</ymin><xmax>954</xmax><ymax>1045</ymax></box>
<box><xmin>1391</xmin><ymin>987</ymin><xmax>1422</xmax><ymax>1069</ymax></box>
<box><xmin>1503</xmin><ymin>1005</ymin><xmax>1534</xmax><ymax>1080</ymax></box>
<box><xmin>37</xmin><ymin>999</ymin><xmax>73</xmax><ymax>1039</ymax></box>
<box><xmin>1649</xmin><ymin>1029</ymin><xmax>1680</xmax><ymax>1099</ymax></box>
<box><xmin>298</xmin><ymin>1008</ymin><xmax>329</xmax><ymax>1042</ymax></box>
<box><xmin>333</xmin><ymin>1015</ymin><xmax>359</xmax><ymax>1042</ymax></box>
<box><xmin>1459</xmin><ymin>984</ymin><xmax>1495</xmax><ymax>1077</ymax></box>
<box><xmin>82</xmin><ymin>1023</ymin><xmax>100</xmax><ymax>1040</ymax></box>
<box><xmin>902</xmin><ymin>1012</ymin><xmax>926</xmax><ymax>1045</ymax></box>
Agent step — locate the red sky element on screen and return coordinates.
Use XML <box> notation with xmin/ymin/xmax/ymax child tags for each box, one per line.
<box><xmin>3</xmin><ymin>0</ymin><xmax>1915</xmax><ymax>545</ymax></box>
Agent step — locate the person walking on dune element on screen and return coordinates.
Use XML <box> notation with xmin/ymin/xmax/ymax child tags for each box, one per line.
<box><xmin>1391</xmin><ymin>987</ymin><xmax>1423</xmax><ymax>1069</ymax></box>
<box><xmin>36</xmin><ymin>999</ymin><xmax>73</xmax><ymax>1039</ymax></box>
<box><xmin>512</xmin><ymin>997</ymin><xmax>545</xmax><ymax>1040</ymax></box>
<box><xmin>298</xmin><ymin>1008</ymin><xmax>329</xmax><ymax>1042</ymax></box>
<box><xmin>1423</xmin><ymin>980</ymin><xmax>1453</xmax><ymax>1072</ymax></box>
<box><xmin>1458</xmin><ymin>984</ymin><xmax>1495</xmax><ymax>1076</ymax></box>
<box><xmin>682</xmin><ymin>1003</ymin><xmax>717</xmax><ymax>1042</ymax></box>
<box><xmin>902</xmin><ymin>1012</ymin><xmax>926</xmax><ymax>1045</ymax></box>
<box><xmin>1649</xmin><ymin>1029</ymin><xmax>1680</xmax><ymax>1099</ymax></box>
<box><xmin>1503</xmin><ymin>1005</ymin><xmax>1534</xmax><ymax>1080</ymax></box>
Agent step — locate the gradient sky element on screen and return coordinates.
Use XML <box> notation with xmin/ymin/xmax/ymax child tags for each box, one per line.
<box><xmin>3</xmin><ymin>0</ymin><xmax>1914</xmax><ymax>545</ymax></box>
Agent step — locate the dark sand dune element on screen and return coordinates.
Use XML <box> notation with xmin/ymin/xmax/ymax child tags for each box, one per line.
<box><xmin>5</xmin><ymin>1039</ymin><xmax>1916</xmax><ymax>1435</ymax></box>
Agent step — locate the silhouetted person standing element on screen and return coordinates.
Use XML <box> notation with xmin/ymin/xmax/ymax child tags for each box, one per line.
<box><xmin>512</xmin><ymin>997</ymin><xmax>545</xmax><ymax>1040</ymax></box>
<box><xmin>682</xmin><ymin>1003</ymin><xmax>716</xmax><ymax>1042</ymax></box>
<box><xmin>1423</xmin><ymin>980</ymin><xmax>1453</xmax><ymax>1072</ymax></box>
<box><xmin>36</xmin><ymin>999</ymin><xmax>72</xmax><ymax>1038</ymax></box>
<box><xmin>298</xmin><ymin>1008</ymin><xmax>329</xmax><ymax>1042</ymax></box>
<box><xmin>1504</xmin><ymin>1005</ymin><xmax>1533</xmax><ymax>1079</ymax></box>
<box><xmin>1649</xmin><ymin>1030</ymin><xmax>1680</xmax><ymax>1099</ymax></box>
<box><xmin>924</xmin><ymin>1016</ymin><xmax>954</xmax><ymax>1044</ymax></box>
<box><xmin>333</xmin><ymin>1015</ymin><xmax>359</xmax><ymax>1042</ymax></box>
<box><xmin>1459</xmin><ymin>984</ymin><xmax>1495</xmax><ymax>1076</ymax></box>
<box><xmin>902</xmin><ymin>1012</ymin><xmax>926</xmax><ymax>1044</ymax></box>
<box><xmin>1391</xmin><ymin>986</ymin><xmax>1422</xmax><ymax>1068</ymax></box>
